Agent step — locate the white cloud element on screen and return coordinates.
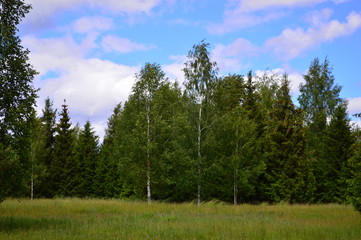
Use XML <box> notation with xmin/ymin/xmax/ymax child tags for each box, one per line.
<box><xmin>208</xmin><ymin>10</ymin><xmax>286</xmax><ymax>35</ymax></box>
<box><xmin>237</xmin><ymin>0</ymin><xmax>326</xmax><ymax>12</ymax></box>
<box><xmin>255</xmin><ymin>68</ymin><xmax>305</xmax><ymax>94</ymax></box>
<box><xmin>304</xmin><ymin>8</ymin><xmax>333</xmax><ymax>26</ymax></box>
<box><xmin>208</xmin><ymin>0</ymin><xmax>352</xmax><ymax>35</ymax></box>
<box><xmin>23</xmin><ymin>34</ymin><xmax>140</xmax><ymax>139</ymax></box>
<box><xmin>163</xmin><ymin>55</ymin><xmax>187</xmax><ymax>84</ymax></box>
<box><xmin>24</xmin><ymin>0</ymin><xmax>163</xmax><ymax>27</ymax></box>
<box><xmin>213</xmin><ymin>38</ymin><xmax>259</xmax><ymax>72</ymax></box>
<box><xmin>72</xmin><ymin>16</ymin><xmax>113</xmax><ymax>33</ymax></box>
<box><xmin>265</xmin><ymin>11</ymin><xmax>361</xmax><ymax>60</ymax></box>
<box><xmin>102</xmin><ymin>35</ymin><xmax>156</xmax><ymax>53</ymax></box>
<box><xmin>348</xmin><ymin>97</ymin><xmax>361</xmax><ymax>114</ymax></box>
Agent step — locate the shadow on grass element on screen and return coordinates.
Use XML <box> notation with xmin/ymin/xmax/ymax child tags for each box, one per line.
<box><xmin>0</xmin><ymin>216</ymin><xmax>69</xmax><ymax>232</ymax></box>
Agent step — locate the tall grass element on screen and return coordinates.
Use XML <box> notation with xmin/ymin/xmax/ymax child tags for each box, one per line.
<box><xmin>0</xmin><ymin>198</ymin><xmax>360</xmax><ymax>240</ymax></box>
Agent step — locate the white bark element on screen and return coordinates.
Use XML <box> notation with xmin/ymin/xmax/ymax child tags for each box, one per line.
<box><xmin>146</xmin><ymin>103</ymin><xmax>151</xmax><ymax>204</ymax></box>
<box><xmin>234</xmin><ymin>126</ymin><xmax>239</xmax><ymax>205</ymax></box>
<box><xmin>197</xmin><ymin>105</ymin><xmax>202</xmax><ymax>206</ymax></box>
<box><xmin>31</xmin><ymin>162</ymin><xmax>34</xmax><ymax>200</ymax></box>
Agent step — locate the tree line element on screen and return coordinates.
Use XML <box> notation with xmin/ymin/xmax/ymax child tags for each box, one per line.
<box><xmin>1</xmin><ymin>0</ymin><xmax>361</xmax><ymax>212</ymax></box>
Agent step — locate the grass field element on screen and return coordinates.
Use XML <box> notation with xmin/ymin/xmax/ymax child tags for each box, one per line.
<box><xmin>0</xmin><ymin>199</ymin><xmax>360</xmax><ymax>240</ymax></box>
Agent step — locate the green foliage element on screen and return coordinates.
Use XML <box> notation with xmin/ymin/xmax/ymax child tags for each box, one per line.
<box><xmin>263</xmin><ymin>75</ymin><xmax>314</xmax><ymax>203</ymax></box>
<box><xmin>349</xmin><ymin>129</ymin><xmax>361</xmax><ymax>212</ymax></box>
<box><xmin>52</xmin><ymin>100</ymin><xmax>77</xmax><ymax>197</ymax></box>
<box><xmin>76</xmin><ymin>121</ymin><xmax>99</xmax><ymax>197</ymax></box>
<box><xmin>0</xmin><ymin>0</ymin><xmax>38</xmax><ymax>200</ymax></box>
<box><xmin>298</xmin><ymin>57</ymin><xmax>344</xmax><ymax>203</ymax></box>
<box><xmin>95</xmin><ymin>103</ymin><xmax>122</xmax><ymax>198</ymax></box>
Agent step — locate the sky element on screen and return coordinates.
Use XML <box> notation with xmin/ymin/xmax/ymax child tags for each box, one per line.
<box><xmin>19</xmin><ymin>0</ymin><xmax>361</xmax><ymax>140</ymax></box>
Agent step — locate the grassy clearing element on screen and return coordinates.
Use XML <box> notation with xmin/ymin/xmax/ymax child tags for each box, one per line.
<box><xmin>0</xmin><ymin>199</ymin><xmax>360</xmax><ymax>240</ymax></box>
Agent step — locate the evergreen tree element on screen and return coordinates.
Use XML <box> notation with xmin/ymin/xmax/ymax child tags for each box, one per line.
<box><xmin>96</xmin><ymin>103</ymin><xmax>122</xmax><ymax>198</ymax></box>
<box><xmin>183</xmin><ymin>40</ymin><xmax>218</xmax><ymax>205</ymax></box>
<box><xmin>264</xmin><ymin>75</ymin><xmax>314</xmax><ymax>203</ymax></box>
<box><xmin>0</xmin><ymin>0</ymin><xmax>38</xmax><ymax>200</ymax></box>
<box><xmin>76</xmin><ymin>121</ymin><xmax>99</xmax><ymax>198</ymax></box>
<box><xmin>53</xmin><ymin>100</ymin><xmax>77</xmax><ymax>197</ymax></box>
<box><xmin>349</xmin><ymin>127</ymin><xmax>361</xmax><ymax>212</ymax></box>
<box><xmin>211</xmin><ymin>74</ymin><xmax>264</xmax><ymax>204</ymax></box>
<box><xmin>298</xmin><ymin>57</ymin><xmax>342</xmax><ymax>203</ymax></box>
<box><xmin>322</xmin><ymin>102</ymin><xmax>354</xmax><ymax>203</ymax></box>
<box><xmin>37</xmin><ymin>97</ymin><xmax>57</xmax><ymax>197</ymax></box>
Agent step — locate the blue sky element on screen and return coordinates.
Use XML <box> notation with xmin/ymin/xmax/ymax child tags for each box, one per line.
<box><xmin>19</xmin><ymin>0</ymin><xmax>361</xmax><ymax>139</ymax></box>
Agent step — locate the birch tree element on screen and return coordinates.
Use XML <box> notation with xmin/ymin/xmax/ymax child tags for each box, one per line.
<box><xmin>183</xmin><ymin>40</ymin><xmax>218</xmax><ymax>205</ymax></box>
<box><xmin>129</xmin><ymin>63</ymin><xmax>166</xmax><ymax>203</ymax></box>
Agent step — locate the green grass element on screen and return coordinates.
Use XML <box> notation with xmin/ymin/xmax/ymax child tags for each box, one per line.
<box><xmin>0</xmin><ymin>199</ymin><xmax>360</xmax><ymax>240</ymax></box>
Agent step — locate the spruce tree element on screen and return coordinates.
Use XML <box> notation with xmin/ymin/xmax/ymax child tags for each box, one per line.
<box><xmin>349</xmin><ymin>127</ymin><xmax>361</xmax><ymax>212</ymax></box>
<box><xmin>96</xmin><ymin>103</ymin><xmax>122</xmax><ymax>198</ymax></box>
<box><xmin>76</xmin><ymin>121</ymin><xmax>99</xmax><ymax>197</ymax></box>
<box><xmin>264</xmin><ymin>75</ymin><xmax>314</xmax><ymax>203</ymax></box>
<box><xmin>323</xmin><ymin>102</ymin><xmax>354</xmax><ymax>203</ymax></box>
<box><xmin>53</xmin><ymin>100</ymin><xmax>77</xmax><ymax>197</ymax></box>
<box><xmin>298</xmin><ymin>57</ymin><xmax>342</xmax><ymax>203</ymax></box>
<box><xmin>38</xmin><ymin>97</ymin><xmax>57</xmax><ymax>197</ymax></box>
<box><xmin>0</xmin><ymin>0</ymin><xmax>38</xmax><ymax>200</ymax></box>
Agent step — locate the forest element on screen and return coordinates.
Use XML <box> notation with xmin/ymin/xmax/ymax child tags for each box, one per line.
<box><xmin>1</xmin><ymin>0</ymin><xmax>361</xmax><ymax>213</ymax></box>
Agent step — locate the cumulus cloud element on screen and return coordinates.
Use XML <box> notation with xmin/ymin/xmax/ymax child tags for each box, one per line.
<box><xmin>163</xmin><ymin>55</ymin><xmax>187</xmax><ymax>84</ymax></box>
<box><xmin>265</xmin><ymin>11</ymin><xmax>361</xmax><ymax>60</ymax></box>
<box><xmin>208</xmin><ymin>10</ymin><xmax>286</xmax><ymax>35</ymax></box>
<box><xmin>213</xmin><ymin>38</ymin><xmax>259</xmax><ymax>72</ymax></box>
<box><xmin>255</xmin><ymin>68</ymin><xmax>305</xmax><ymax>94</ymax></box>
<box><xmin>237</xmin><ymin>0</ymin><xmax>326</xmax><ymax>12</ymax></box>
<box><xmin>348</xmin><ymin>97</ymin><xmax>361</xmax><ymax>114</ymax></box>
<box><xmin>304</xmin><ymin>8</ymin><xmax>333</xmax><ymax>26</ymax></box>
<box><xmin>23</xmin><ymin>33</ymin><xmax>141</xmax><ymax>139</ymax></box>
<box><xmin>207</xmin><ymin>0</ymin><xmax>351</xmax><ymax>35</ymax></box>
<box><xmin>101</xmin><ymin>35</ymin><xmax>156</xmax><ymax>54</ymax></box>
<box><xmin>24</xmin><ymin>0</ymin><xmax>163</xmax><ymax>27</ymax></box>
<box><xmin>72</xmin><ymin>16</ymin><xmax>113</xmax><ymax>33</ymax></box>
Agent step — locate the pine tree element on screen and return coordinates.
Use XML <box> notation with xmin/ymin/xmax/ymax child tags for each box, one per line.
<box><xmin>76</xmin><ymin>121</ymin><xmax>99</xmax><ymax>198</ymax></box>
<box><xmin>0</xmin><ymin>0</ymin><xmax>38</xmax><ymax>200</ymax></box>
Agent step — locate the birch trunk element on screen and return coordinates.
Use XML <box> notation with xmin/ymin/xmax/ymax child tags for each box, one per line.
<box><xmin>31</xmin><ymin>162</ymin><xmax>34</xmax><ymax>200</ymax></box>
<box><xmin>197</xmin><ymin>105</ymin><xmax>202</xmax><ymax>206</ymax></box>
<box><xmin>233</xmin><ymin>126</ymin><xmax>239</xmax><ymax>205</ymax></box>
<box><xmin>146</xmin><ymin>103</ymin><xmax>151</xmax><ymax>204</ymax></box>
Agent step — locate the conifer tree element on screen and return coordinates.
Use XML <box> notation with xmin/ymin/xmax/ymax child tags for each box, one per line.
<box><xmin>76</xmin><ymin>121</ymin><xmax>99</xmax><ymax>197</ymax></box>
<box><xmin>37</xmin><ymin>97</ymin><xmax>57</xmax><ymax>197</ymax></box>
<box><xmin>53</xmin><ymin>100</ymin><xmax>77</xmax><ymax>197</ymax></box>
<box><xmin>211</xmin><ymin>74</ymin><xmax>264</xmax><ymax>204</ymax></box>
<box><xmin>349</xmin><ymin>127</ymin><xmax>361</xmax><ymax>212</ymax></box>
<box><xmin>322</xmin><ymin>102</ymin><xmax>354</xmax><ymax>203</ymax></box>
<box><xmin>264</xmin><ymin>75</ymin><xmax>314</xmax><ymax>203</ymax></box>
<box><xmin>298</xmin><ymin>57</ymin><xmax>342</xmax><ymax>202</ymax></box>
<box><xmin>96</xmin><ymin>103</ymin><xmax>122</xmax><ymax>198</ymax></box>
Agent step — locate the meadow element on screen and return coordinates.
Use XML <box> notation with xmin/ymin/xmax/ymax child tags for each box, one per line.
<box><xmin>0</xmin><ymin>199</ymin><xmax>360</xmax><ymax>240</ymax></box>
